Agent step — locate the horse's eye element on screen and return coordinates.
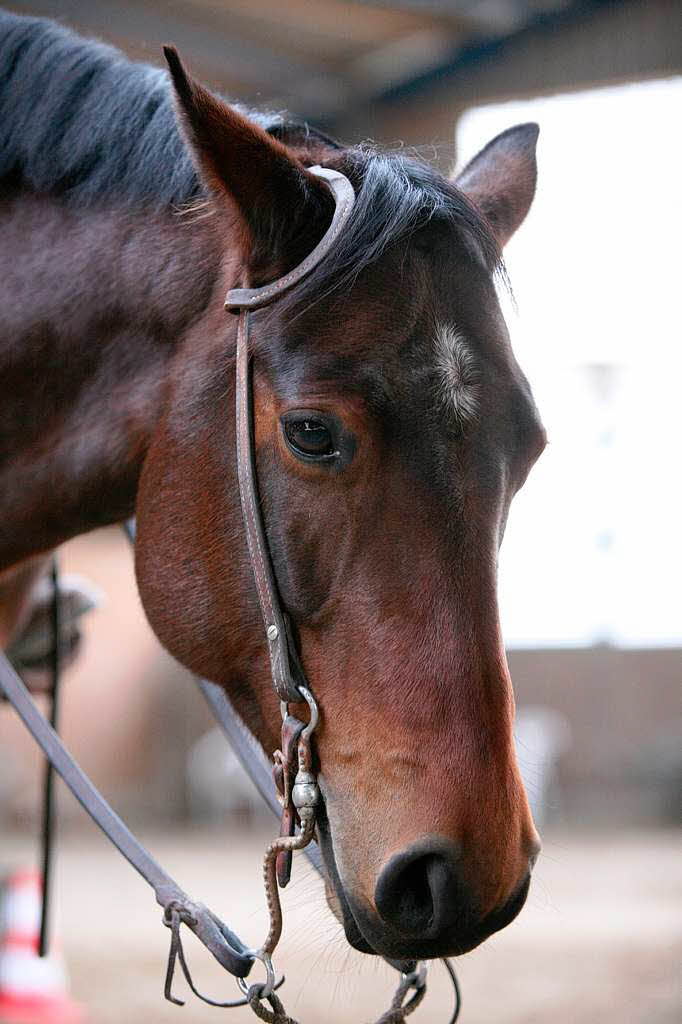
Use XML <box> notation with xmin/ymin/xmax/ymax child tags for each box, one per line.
<box><xmin>284</xmin><ymin>418</ymin><xmax>335</xmax><ymax>459</ymax></box>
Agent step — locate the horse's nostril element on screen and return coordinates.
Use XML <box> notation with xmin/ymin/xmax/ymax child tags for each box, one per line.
<box><xmin>374</xmin><ymin>841</ymin><xmax>459</xmax><ymax>937</ymax></box>
<box><xmin>366</xmin><ymin>839</ymin><xmax>533</xmax><ymax>956</ymax></box>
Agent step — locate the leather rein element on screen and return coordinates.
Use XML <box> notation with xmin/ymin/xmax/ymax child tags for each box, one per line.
<box><xmin>0</xmin><ymin>165</ymin><xmax>460</xmax><ymax>1023</ymax></box>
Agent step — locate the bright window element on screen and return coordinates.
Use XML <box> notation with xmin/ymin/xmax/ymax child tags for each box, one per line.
<box><xmin>457</xmin><ymin>78</ymin><xmax>682</xmax><ymax>648</ymax></box>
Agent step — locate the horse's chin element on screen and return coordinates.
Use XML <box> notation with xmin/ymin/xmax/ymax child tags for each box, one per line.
<box><xmin>315</xmin><ymin>802</ymin><xmax>377</xmax><ymax>956</ymax></box>
<box><xmin>316</xmin><ymin>804</ymin><xmax>419</xmax><ymax>964</ymax></box>
<box><xmin>317</xmin><ymin>819</ymin><xmax>435</xmax><ymax>967</ymax></box>
<box><xmin>322</xmin><ymin>876</ymin><xmax>375</xmax><ymax>954</ymax></box>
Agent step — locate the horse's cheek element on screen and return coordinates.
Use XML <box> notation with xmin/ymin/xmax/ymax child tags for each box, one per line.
<box><xmin>133</xmin><ymin>436</ymin><xmax>240</xmax><ymax>678</ymax></box>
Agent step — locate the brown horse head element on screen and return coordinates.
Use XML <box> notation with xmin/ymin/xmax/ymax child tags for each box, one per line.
<box><xmin>136</xmin><ymin>52</ymin><xmax>545</xmax><ymax>962</ymax></box>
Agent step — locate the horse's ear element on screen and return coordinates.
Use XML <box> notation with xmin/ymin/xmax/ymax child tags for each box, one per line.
<box><xmin>454</xmin><ymin>123</ymin><xmax>539</xmax><ymax>248</ymax></box>
<box><xmin>163</xmin><ymin>46</ymin><xmax>333</xmax><ymax>276</ymax></box>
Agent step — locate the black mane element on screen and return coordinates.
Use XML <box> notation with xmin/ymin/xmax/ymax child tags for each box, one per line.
<box><xmin>0</xmin><ymin>9</ymin><xmax>284</xmax><ymax>207</ymax></box>
<box><xmin>0</xmin><ymin>9</ymin><xmax>500</xmax><ymax>292</ymax></box>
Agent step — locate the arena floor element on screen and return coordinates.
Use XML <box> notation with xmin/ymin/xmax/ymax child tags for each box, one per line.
<box><xmin>2</xmin><ymin>826</ymin><xmax>680</xmax><ymax>1023</ymax></box>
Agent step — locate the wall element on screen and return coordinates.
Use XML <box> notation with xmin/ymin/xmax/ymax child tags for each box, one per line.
<box><xmin>510</xmin><ymin>646</ymin><xmax>681</xmax><ymax>825</ymax></box>
<box><xmin>332</xmin><ymin>0</ymin><xmax>682</xmax><ymax>169</ymax></box>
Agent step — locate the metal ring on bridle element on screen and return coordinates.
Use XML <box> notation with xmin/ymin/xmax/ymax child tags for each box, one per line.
<box><xmin>296</xmin><ymin>686</ymin><xmax>319</xmax><ymax>739</ymax></box>
<box><xmin>238</xmin><ymin>950</ymin><xmax>276</xmax><ymax>1000</ymax></box>
<box><xmin>401</xmin><ymin>962</ymin><xmax>427</xmax><ymax>992</ymax></box>
<box><xmin>280</xmin><ymin>686</ymin><xmax>319</xmax><ymax>734</ymax></box>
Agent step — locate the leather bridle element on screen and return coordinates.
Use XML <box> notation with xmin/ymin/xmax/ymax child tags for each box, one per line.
<box><xmin>0</xmin><ymin>165</ymin><xmax>460</xmax><ymax>1023</ymax></box>
<box><xmin>227</xmin><ymin>165</ymin><xmax>356</xmax><ymax>706</ymax></box>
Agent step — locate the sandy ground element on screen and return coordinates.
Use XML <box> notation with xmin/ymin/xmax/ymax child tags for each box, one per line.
<box><xmin>1</xmin><ymin>825</ymin><xmax>680</xmax><ymax>1024</ymax></box>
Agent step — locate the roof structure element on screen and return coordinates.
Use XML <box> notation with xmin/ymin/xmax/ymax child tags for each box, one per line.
<box><xmin>5</xmin><ymin>0</ymin><xmax>608</xmax><ymax>123</ymax></box>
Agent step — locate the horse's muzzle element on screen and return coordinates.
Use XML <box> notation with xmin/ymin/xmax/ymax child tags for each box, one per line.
<box><xmin>342</xmin><ymin>836</ymin><xmax>534</xmax><ymax>960</ymax></box>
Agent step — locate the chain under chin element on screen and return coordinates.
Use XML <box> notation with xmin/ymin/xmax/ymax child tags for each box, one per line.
<box><xmin>245</xmin><ymin>957</ymin><xmax>459</xmax><ymax>1024</ymax></box>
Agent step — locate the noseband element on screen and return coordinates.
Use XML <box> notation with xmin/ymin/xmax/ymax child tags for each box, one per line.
<box><xmin>0</xmin><ymin>166</ymin><xmax>460</xmax><ymax>1023</ymax></box>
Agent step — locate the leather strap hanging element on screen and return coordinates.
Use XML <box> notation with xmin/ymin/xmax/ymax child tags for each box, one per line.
<box><xmin>226</xmin><ymin>166</ymin><xmax>355</xmax><ymax>703</ymax></box>
<box><xmin>0</xmin><ymin>648</ymin><xmax>253</xmax><ymax>983</ymax></box>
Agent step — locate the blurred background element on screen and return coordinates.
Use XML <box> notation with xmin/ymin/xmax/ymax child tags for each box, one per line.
<box><xmin>1</xmin><ymin>1</ymin><xmax>680</xmax><ymax>1022</ymax></box>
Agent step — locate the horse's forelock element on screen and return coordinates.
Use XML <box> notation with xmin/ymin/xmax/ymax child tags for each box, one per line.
<box><xmin>281</xmin><ymin>150</ymin><xmax>503</xmax><ymax>320</ymax></box>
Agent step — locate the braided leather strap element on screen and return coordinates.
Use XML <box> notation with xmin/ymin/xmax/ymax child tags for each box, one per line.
<box><xmin>371</xmin><ymin>966</ymin><xmax>427</xmax><ymax>1024</ymax></box>
<box><xmin>248</xmin><ymin>988</ymin><xmax>300</xmax><ymax>1024</ymax></box>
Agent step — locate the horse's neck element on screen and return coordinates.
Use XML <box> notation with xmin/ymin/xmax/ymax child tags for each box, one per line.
<box><xmin>0</xmin><ymin>191</ymin><xmax>224</xmax><ymax>569</ymax></box>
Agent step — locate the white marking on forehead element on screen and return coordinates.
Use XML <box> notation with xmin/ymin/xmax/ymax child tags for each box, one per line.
<box><xmin>433</xmin><ymin>322</ymin><xmax>479</xmax><ymax>423</ymax></box>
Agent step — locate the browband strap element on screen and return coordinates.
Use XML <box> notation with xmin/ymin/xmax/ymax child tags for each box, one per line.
<box><xmin>225</xmin><ymin>167</ymin><xmax>355</xmax><ymax>311</ymax></box>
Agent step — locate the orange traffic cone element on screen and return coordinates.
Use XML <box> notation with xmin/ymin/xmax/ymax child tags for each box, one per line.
<box><xmin>0</xmin><ymin>870</ymin><xmax>82</xmax><ymax>1023</ymax></box>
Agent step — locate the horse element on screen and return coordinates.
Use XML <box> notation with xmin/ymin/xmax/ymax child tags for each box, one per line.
<box><xmin>0</xmin><ymin>9</ymin><xmax>546</xmax><ymax>969</ymax></box>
